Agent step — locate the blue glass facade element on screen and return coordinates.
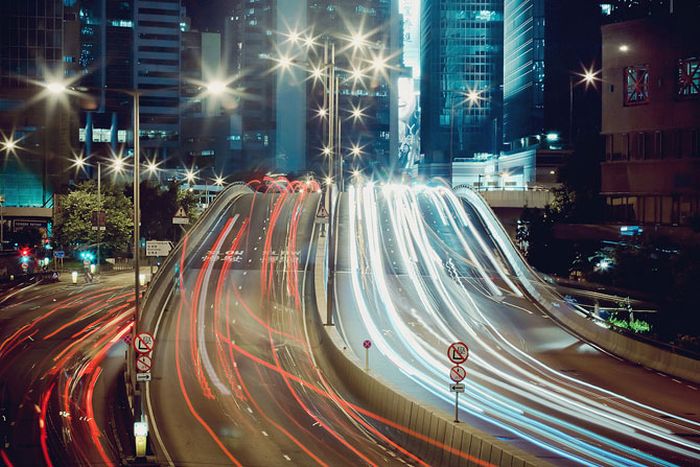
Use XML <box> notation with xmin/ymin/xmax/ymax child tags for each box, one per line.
<box><xmin>502</xmin><ymin>0</ymin><xmax>544</xmax><ymax>149</ymax></box>
<box><xmin>421</xmin><ymin>0</ymin><xmax>503</xmax><ymax>165</ymax></box>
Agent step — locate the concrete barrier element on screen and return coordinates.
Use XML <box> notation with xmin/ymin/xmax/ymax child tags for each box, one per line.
<box><xmin>454</xmin><ymin>187</ymin><xmax>700</xmax><ymax>385</ymax></box>
<box><xmin>309</xmin><ymin>233</ymin><xmax>545</xmax><ymax>467</ymax></box>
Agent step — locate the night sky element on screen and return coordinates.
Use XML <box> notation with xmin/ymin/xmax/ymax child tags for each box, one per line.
<box><xmin>183</xmin><ymin>0</ymin><xmax>229</xmax><ymax>31</ymax></box>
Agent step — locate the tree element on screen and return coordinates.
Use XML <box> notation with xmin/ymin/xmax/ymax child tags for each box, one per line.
<box><xmin>54</xmin><ymin>182</ymin><xmax>133</xmax><ymax>256</ymax></box>
<box><xmin>551</xmin><ymin>130</ymin><xmax>606</xmax><ymax>223</ymax></box>
<box><xmin>136</xmin><ymin>180</ymin><xmax>201</xmax><ymax>242</ymax></box>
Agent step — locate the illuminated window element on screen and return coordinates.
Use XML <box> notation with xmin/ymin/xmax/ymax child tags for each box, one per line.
<box><xmin>624</xmin><ymin>65</ymin><xmax>649</xmax><ymax>105</ymax></box>
<box><xmin>678</xmin><ymin>57</ymin><xmax>700</xmax><ymax>98</ymax></box>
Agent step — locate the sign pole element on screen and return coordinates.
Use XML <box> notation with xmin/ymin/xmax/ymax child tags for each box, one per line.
<box><xmin>454</xmin><ymin>391</ymin><xmax>459</xmax><ymax>423</ymax></box>
<box><xmin>362</xmin><ymin>340</ymin><xmax>372</xmax><ymax>371</ymax></box>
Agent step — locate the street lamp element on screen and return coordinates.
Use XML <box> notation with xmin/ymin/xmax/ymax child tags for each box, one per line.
<box><xmin>569</xmin><ymin>64</ymin><xmax>601</xmax><ymax>141</ymax></box>
<box><xmin>449</xmin><ymin>87</ymin><xmax>484</xmax><ymax>160</ymax></box>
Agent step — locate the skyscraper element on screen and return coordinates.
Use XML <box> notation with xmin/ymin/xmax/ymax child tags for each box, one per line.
<box><xmin>420</xmin><ymin>0</ymin><xmax>503</xmax><ymax>175</ymax></box>
<box><xmin>134</xmin><ymin>0</ymin><xmax>183</xmax><ymax>160</ymax></box>
<box><xmin>0</xmin><ymin>0</ymin><xmax>80</xmax><ymax>211</ymax></box>
<box><xmin>77</xmin><ymin>0</ymin><xmax>134</xmax><ymax>159</ymax></box>
<box><xmin>502</xmin><ymin>0</ymin><xmax>544</xmax><ymax>150</ymax></box>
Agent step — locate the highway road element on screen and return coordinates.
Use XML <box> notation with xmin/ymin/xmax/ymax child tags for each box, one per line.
<box><xmin>332</xmin><ymin>182</ymin><xmax>700</xmax><ymax>466</ymax></box>
<box><xmin>140</xmin><ymin>184</ymin><xmax>464</xmax><ymax>466</ymax></box>
<box><xmin>0</xmin><ymin>272</ymin><xmax>135</xmax><ymax>466</ymax></box>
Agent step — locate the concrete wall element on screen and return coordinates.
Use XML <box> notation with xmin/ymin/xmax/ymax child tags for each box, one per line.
<box><xmin>310</xmin><ymin>232</ymin><xmax>545</xmax><ymax>467</ymax></box>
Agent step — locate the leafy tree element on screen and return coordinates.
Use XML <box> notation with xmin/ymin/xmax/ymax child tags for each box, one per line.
<box><xmin>54</xmin><ymin>182</ymin><xmax>133</xmax><ymax>256</ymax></box>
<box><xmin>135</xmin><ymin>180</ymin><xmax>201</xmax><ymax>242</ymax></box>
<box><xmin>551</xmin><ymin>130</ymin><xmax>607</xmax><ymax>223</ymax></box>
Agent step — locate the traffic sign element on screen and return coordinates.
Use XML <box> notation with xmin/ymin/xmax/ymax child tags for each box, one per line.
<box><xmin>363</xmin><ymin>339</ymin><xmax>372</xmax><ymax>349</ymax></box>
<box><xmin>21</xmin><ymin>262</ymin><xmax>28</xmax><ymax>271</ymax></box>
<box><xmin>146</xmin><ymin>240</ymin><xmax>173</xmax><ymax>257</ymax></box>
<box><xmin>134</xmin><ymin>332</ymin><xmax>155</xmax><ymax>354</ymax></box>
<box><xmin>136</xmin><ymin>354</ymin><xmax>152</xmax><ymax>372</ymax></box>
<box><xmin>450</xmin><ymin>365</ymin><xmax>466</xmax><ymax>382</ymax></box>
<box><xmin>172</xmin><ymin>207</ymin><xmax>189</xmax><ymax>225</ymax></box>
<box><xmin>450</xmin><ymin>383</ymin><xmax>465</xmax><ymax>393</ymax></box>
<box><xmin>136</xmin><ymin>373</ymin><xmax>151</xmax><ymax>382</ymax></box>
<box><xmin>447</xmin><ymin>341</ymin><xmax>469</xmax><ymax>364</ymax></box>
<box><xmin>54</xmin><ymin>250</ymin><xmax>65</xmax><ymax>259</ymax></box>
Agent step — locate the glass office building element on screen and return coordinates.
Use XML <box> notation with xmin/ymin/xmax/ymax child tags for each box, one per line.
<box><xmin>420</xmin><ymin>0</ymin><xmax>503</xmax><ymax>170</ymax></box>
<box><xmin>502</xmin><ymin>0</ymin><xmax>544</xmax><ymax>150</ymax></box>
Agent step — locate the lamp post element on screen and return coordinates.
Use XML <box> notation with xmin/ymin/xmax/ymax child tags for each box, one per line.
<box><xmin>569</xmin><ymin>66</ymin><xmax>600</xmax><ymax>143</ymax></box>
<box><xmin>449</xmin><ymin>88</ymin><xmax>484</xmax><ymax>160</ymax></box>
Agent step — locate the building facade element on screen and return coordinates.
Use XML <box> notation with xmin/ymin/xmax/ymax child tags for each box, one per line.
<box><xmin>420</xmin><ymin>0</ymin><xmax>503</xmax><ymax>174</ymax></box>
<box><xmin>133</xmin><ymin>0</ymin><xmax>183</xmax><ymax>160</ymax></box>
<box><xmin>601</xmin><ymin>14</ymin><xmax>700</xmax><ymax>225</ymax></box>
<box><xmin>77</xmin><ymin>0</ymin><xmax>134</xmax><ymax>161</ymax></box>
<box><xmin>0</xmin><ymin>0</ymin><xmax>80</xmax><ymax>220</ymax></box>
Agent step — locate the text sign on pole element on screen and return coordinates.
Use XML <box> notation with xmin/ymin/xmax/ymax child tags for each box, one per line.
<box><xmin>146</xmin><ymin>240</ymin><xmax>173</xmax><ymax>257</ymax></box>
<box><xmin>447</xmin><ymin>342</ymin><xmax>469</xmax><ymax>364</ymax></box>
<box><xmin>450</xmin><ymin>365</ymin><xmax>467</xmax><ymax>382</ymax></box>
<box><xmin>54</xmin><ymin>250</ymin><xmax>65</xmax><ymax>259</ymax></box>
<box><xmin>134</xmin><ymin>332</ymin><xmax>155</xmax><ymax>354</ymax></box>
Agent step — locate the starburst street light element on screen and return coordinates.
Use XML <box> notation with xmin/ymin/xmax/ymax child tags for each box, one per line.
<box><xmin>465</xmin><ymin>88</ymin><xmax>483</xmax><ymax>107</ymax></box>
<box><xmin>322</xmin><ymin>146</ymin><xmax>332</xmax><ymax>156</ymax></box>
<box><xmin>213</xmin><ymin>175</ymin><xmax>225</xmax><ymax>186</ymax></box>
<box><xmin>185</xmin><ymin>168</ymin><xmax>197</xmax><ymax>184</ymax></box>
<box><xmin>316</xmin><ymin>107</ymin><xmax>328</xmax><ymax>118</ymax></box>
<box><xmin>0</xmin><ymin>137</ymin><xmax>19</xmax><ymax>154</ymax></box>
<box><xmin>350</xmin><ymin>143</ymin><xmax>363</xmax><ymax>157</ymax></box>
<box><xmin>111</xmin><ymin>156</ymin><xmax>126</xmax><ymax>174</ymax></box>
<box><xmin>144</xmin><ymin>159</ymin><xmax>160</xmax><ymax>176</ymax></box>
<box><xmin>45</xmin><ymin>80</ymin><xmax>67</xmax><ymax>95</ymax></box>
<box><xmin>205</xmin><ymin>80</ymin><xmax>227</xmax><ymax>96</ymax></box>
<box><xmin>576</xmin><ymin>65</ymin><xmax>602</xmax><ymax>90</ymax></box>
<box><xmin>349</xmin><ymin>104</ymin><xmax>366</xmax><ymax>123</ymax></box>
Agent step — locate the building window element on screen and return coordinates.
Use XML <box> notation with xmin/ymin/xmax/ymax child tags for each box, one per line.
<box><xmin>624</xmin><ymin>65</ymin><xmax>649</xmax><ymax>105</ymax></box>
<box><xmin>678</xmin><ymin>57</ymin><xmax>700</xmax><ymax>98</ymax></box>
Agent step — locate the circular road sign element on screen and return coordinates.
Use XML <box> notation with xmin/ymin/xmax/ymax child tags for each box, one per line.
<box><xmin>447</xmin><ymin>341</ymin><xmax>469</xmax><ymax>364</ymax></box>
<box><xmin>450</xmin><ymin>365</ymin><xmax>467</xmax><ymax>382</ymax></box>
<box><xmin>134</xmin><ymin>332</ymin><xmax>155</xmax><ymax>355</ymax></box>
<box><xmin>136</xmin><ymin>355</ymin><xmax>152</xmax><ymax>373</ymax></box>
<box><xmin>363</xmin><ymin>339</ymin><xmax>372</xmax><ymax>349</ymax></box>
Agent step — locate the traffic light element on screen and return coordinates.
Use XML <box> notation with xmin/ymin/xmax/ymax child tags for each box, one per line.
<box><xmin>20</xmin><ymin>248</ymin><xmax>30</xmax><ymax>263</ymax></box>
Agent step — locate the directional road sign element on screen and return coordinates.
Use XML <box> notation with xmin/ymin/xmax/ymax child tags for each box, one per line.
<box><xmin>134</xmin><ymin>332</ymin><xmax>155</xmax><ymax>354</ymax></box>
<box><xmin>146</xmin><ymin>240</ymin><xmax>173</xmax><ymax>257</ymax></box>
<box><xmin>136</xmin><ymin>354</ymin><xmax>152</xmax><ymax>373</ymax></box>
<box><xmin>54</xmin><ymin>250</ymin><xmax>65</xmax><ymax>259</ymax></box>
<box><xmin>450</xmin><ymin>383</ymin><xmax>465</xmax><ymax>393</ymax></box>
<box><xmin>450</xmin><ymin>365</ymin><xmax>467</xmax><ymax>382</ymax></box>
<box><xmin>136</xmin><ymin>373</ymin><xmax>152</xmax><ymax>382</ymax></box>
<box><xmin>363</xmin><ymin>339</ymin><xmax>372</xmax><ymax>349</ymax></box>
<box><xmin>447</xmin><ymin>341</ymin><xmax>469</xmax><ymax>364</ymax></box>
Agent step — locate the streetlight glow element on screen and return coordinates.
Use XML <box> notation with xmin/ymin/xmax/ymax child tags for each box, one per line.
<box><xmin>185</xmin><ymin>169</ymin><xmax>197</xmax><ymax>184</ymax></box>
<box><xmin>1</xmin><ymin>138</ymin><xmax>18</xmax><ymax>153</ymax></box>
<box><xmin>322</xmin><ymin>146</ymin><xmax>332</xmax><ymax>156</ymax></box>
<box><xmin>214</xmin><ymin>175</ymin><xmax>225</xmax><ymax>186</ymax></box>
<box><xmin>466</xmin><ymin>89</ymin><xmax>483</xmax><ymax>107</ymax></box>
<box><xmin>206</xmin><ymin>80</ymin><xmax>227</xmax><ymax>96</ymax></box>
<box><xmin>111</xmin><ymin>156</ymin><xmax>126</xmax><ymax>174</ymax></box>
<box><xmin>350</xmin><ymin>144</ymin><xmax>363</xmax><ymax>157</ymax></box>
<box><xmin>144</xmin><ymin>159</ymin><xmax>159</xmax><ymax>176</ymax></box>
<box><xmin>45</xmin><ymin>81</ymin><xmax>67</xmax><ymax>94</ymax></box>
<box><xmin>317</xmin><ymin>107</ymin><xmax>328</xmax><ymax>118</ymax></box>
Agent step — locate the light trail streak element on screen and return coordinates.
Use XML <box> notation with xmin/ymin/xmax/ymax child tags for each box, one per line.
<box><xmin>336</xmin><ymin>184</ymin><xmax>698</xmax><ymax>465</ymax></box>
